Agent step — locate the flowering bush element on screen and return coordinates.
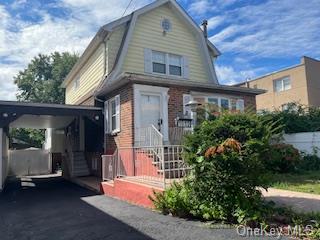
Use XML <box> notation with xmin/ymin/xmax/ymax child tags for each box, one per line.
<box><xmin>152</xmin><ymin>113</ymin><xmax>281</xmax><ymax>223</ymax></box>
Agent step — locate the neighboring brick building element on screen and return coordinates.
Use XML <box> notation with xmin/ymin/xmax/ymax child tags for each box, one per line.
<box><xmin>235</xmin><ymin>56</ymin><xmax>320</xmax><ymax>111</ymax></box>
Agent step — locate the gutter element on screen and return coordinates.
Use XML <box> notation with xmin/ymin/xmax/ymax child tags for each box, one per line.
<box><xmin>96</xmin><ymin>73</ymin><xmax>266</xmax><ymax>97</ymax></box>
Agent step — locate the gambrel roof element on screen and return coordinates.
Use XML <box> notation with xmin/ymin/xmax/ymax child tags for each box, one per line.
<box><xmin>61</xmin><ymin>0</ymin><xmax>221</xmax><ymax>89</ymax></box>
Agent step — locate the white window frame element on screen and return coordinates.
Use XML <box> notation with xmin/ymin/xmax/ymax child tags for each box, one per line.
<box><xmin>105</xmin><ymin>95</ymin><xmax>120</xmax><ymax>134</ymax></box>
<box><xmin>190</xmin><ymin>93</ymin><xmax>245</xmax><ymax>118</ymax></box>
<box><xmin>73</xmin><ymin>76</ymin><xmax>80</xmax><ymax>90</ymax></box>
<box><xmin>274</xmin><ymin>76</ymin><xmax>291</xmax><ymax>92</ymax></box>
<box><xmin>151</xmin><ymin>50</ymin><xmax>183</xmax><ymax>77</ymax></box>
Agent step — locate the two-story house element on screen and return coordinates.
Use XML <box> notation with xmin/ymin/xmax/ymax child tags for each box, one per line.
<box><xmin>61</xmin><ymin>0</ymin><xmax>263</xmax><ymax>205</ymax></box>
<box><xmin>235</xmin><ymin>56</ymin><xmax>320</xmax><ymax>111</ymax></box>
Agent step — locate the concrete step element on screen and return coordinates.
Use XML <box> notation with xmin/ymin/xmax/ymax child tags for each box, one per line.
<box><xmin>72</xmin><ymin>151</ymin><xmax>90</xmax><ymax>177</ymax></box>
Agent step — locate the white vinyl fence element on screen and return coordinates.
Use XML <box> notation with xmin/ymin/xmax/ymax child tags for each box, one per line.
<box><xmin>283</xmin><ymin>132</ymin><xmax>320</xmax><ymax>156</ymax></box>
<box><xmin>9</xmin><ymin>149</ymin><xmax>51</xmax><ymax>176</ymax></box>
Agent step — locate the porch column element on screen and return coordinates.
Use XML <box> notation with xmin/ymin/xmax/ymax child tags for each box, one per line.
<box><xmin>79</xmin><ymin>117</ymin><xmax>85</xmax><ymax>152</ymax></box>
<box><xmin>0</xmin><ymin>128</ymin><xmax>3</xmax><ymax>191</ymax></box>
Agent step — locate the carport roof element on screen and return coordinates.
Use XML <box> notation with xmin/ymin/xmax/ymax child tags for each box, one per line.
<box><xmin>0</xmin><ymin>101</ymin><xmax>103</xmax><ymax>129</ymax></box>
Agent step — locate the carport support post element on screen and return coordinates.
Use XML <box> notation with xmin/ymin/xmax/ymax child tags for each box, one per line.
<box><xmin>0</xmin><ymin>128</ymin><xmax>3</xmax><ymax>191</ymax></box>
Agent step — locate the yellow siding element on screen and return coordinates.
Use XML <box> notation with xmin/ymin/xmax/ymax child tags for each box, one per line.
<box><xmin>122</xmin><ymin>4</ymin><xmax>210</xmax><ymax>83</ymax></box>
<box><xmin>65</xmin><ymin>44</ymin><xmax>105</xmax><ymax>104</ymax></box>
<box><xmin>106</xmin><ymin>25</ymin><xmax>126</xmax><ymax>74</ymax></box>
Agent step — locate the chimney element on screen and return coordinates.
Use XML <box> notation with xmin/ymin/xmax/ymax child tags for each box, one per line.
<box><xmin>202</xmin><ymin>20</ymin><xmax>208</xmax><ymax>39</ymax></box>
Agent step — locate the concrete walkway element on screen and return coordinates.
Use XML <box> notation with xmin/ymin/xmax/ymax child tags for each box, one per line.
<box><xmin>262</xmin><ymin>188</ymin><xmax>320</xmax><ymax>213</ymax></box>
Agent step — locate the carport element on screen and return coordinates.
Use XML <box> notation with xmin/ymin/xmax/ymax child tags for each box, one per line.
<box><xmin>0</xmin><ymin>101</ymin><xmax>103</xmax><ymax>191</ymax></box>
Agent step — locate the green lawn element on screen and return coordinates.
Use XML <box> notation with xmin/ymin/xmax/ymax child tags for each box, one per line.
<box><xmin>268</xmin><ymin>171</ymin><xmax>320</xmax><ymax>195</ymax></box>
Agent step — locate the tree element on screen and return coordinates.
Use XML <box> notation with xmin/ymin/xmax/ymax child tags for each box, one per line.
<box><xmin>10</xmin><ymin>128</ymin><xmax>45</xmax><ymax>149</ymax></box>
<box><xmin>14</xmin><ymin>52</ymin><xmax>79</xmax><ymax>104</ymax></box>
<box><xmin>11</xmin><ymin>52</ymin><xmax>79</xmax><ymax>148</ymax></box>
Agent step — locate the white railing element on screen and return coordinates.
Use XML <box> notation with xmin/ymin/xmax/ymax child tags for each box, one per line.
<box><xmin>169</xmin><ymin>127</ymin><xmax>192</xmax><ymax>145</ymax></box>
<box><xmin>102</xmin><ymin>149</ymin><xmax>118</xmax><ymax>181</ymax></box>
<box><xmin>102</xmin><ymin>145</ymin><xmax>191</xmax><ymax>189</ymax></box>
<box><xmin>135</xmin><ymin>125</ymin><xmax>164</xmax><ymax>147</ymax></box>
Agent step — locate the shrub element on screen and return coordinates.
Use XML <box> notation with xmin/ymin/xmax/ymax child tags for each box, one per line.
<box><xmin>261</xmin><ymin>103</ymin><xmax>320</xmax><ymax>134</ymax></box>
<box><xmin>265</xmin><ymin>144</ymin><xmax>301</xmax><ymax>173</ymax></box>
<box><xmin>299</xmin><ymin>148</ymin><xmax>320</xmax><ymax>171</ymax></box>
<box><xmin>150</xmin><ymin>181</ymin><xmax>192</xmax><ymax>218</ymax></box>
<box><xmin>152</xmin><ymin>112</ymin><xmax>281</xmax><ymax>223</ymax></box>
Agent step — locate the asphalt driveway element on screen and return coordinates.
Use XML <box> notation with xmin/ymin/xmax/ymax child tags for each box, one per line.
<box><xmin>0</xmin><ymin>175</ymin><xmax>274</xmax><ymax>240</ymax></box>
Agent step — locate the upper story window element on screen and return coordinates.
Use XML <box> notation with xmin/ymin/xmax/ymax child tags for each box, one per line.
<box><xmin>152</xmin><ymin>51</ymin><xmax>166</xmax><ymax>74</ymax></box>
<box><xmin>145</xmin><ymin>48</ymin><xmax>189</xmax><ymax>78</ymax></box>
<box><xmin>169</xmin><ymin>54</ymin><xmax>182</xmax><ymax>76</ymax></box>
<box><xmin>281</xmin><ymin>103</ymin><xmax>289</xmax><ymax>111</ymax></box>
<box><xmin>151</xmin><ymin>51</ymin><xmax>183</xmax><ymax>77</ymax></box>
<box><xmin>73</xmin><ymin>76</ymin><xmax>80</xmax><ymax>90</ymax></box>
<box><xmin>274</xmin><ymin>76</ymin><xmax>291</xmax><ymax>92</ymax></box>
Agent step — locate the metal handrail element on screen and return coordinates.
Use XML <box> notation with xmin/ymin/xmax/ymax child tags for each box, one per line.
<box><xmin>102</xmin><ymin>149</ymin><xmax>118</xmax><ymax>181</ymax></box>
<box><xmin>150</xmin><ymin>125</ymin><xmax>164</xmax><ymax>146</ymax></box>
<box><xmin>135</xmin><ymin>125</ymin><xmax>164</xmax><ymax>147</ymax></box>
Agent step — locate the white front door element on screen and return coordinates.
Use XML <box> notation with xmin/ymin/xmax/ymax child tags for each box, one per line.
<box><xmin>140</xmin><ymin>94</ymin><xmax>161</xmax><ymax>131</ymax></box>
<box><xmin>134</xmin><ymin>84</ymin><xmax>169</xmax><ymax>144</ymax></box>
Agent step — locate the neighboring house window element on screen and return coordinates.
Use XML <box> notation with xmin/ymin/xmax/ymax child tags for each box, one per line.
<box><xmin>73</xmin><ymin>76</ymin><xmax>80</xmax><ymax>90</ymax></box>
<box><xmin>105</xmin><ymin>95</ymin><xmax>120</xmax><ymax>133</ymax></box>
<box><xmin>169</xmin><ymin>54</ymin><xmax>182</xmax><ymax>76</ymax></box>
<box><xmin>281</xmin><ymin>104</ymin><xmax>289</xmax><ymax>111</ymax></box>
<box><xmin>274</xmin><ymin>76</ymin><xmax>291</xmax><ymax>92</ymax></box>
<box><xmin>145</xmin><ymin>48</ymin><xmax>189</xmax><ymax>78</ymax></box>
<box><xmin>152</xmin><ymin>51</ymin><xmax>166</xmax><ymax>74</ymax></box>
<box><xmin>220</xmin><ymin>98</ymin><xmax>230</xmax><ymax>110</ymax></box>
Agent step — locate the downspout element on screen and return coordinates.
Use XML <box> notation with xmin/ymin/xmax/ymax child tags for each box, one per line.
<box><xmin>100</xmin><ymin>38</ymin><xmax>108</xmax><ymax>155</ymax></box>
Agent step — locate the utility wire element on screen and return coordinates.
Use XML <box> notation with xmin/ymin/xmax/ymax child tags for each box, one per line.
<box><xmin>122</xmin><ymin>0</ymin><xmax>134</xmax><ymax>17</ymax></box>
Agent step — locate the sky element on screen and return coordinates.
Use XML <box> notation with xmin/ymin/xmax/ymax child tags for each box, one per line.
<box><xmin>0</xmin><ymin>0</ymin><xmax>320</xmax><ymax>100</ymax></box>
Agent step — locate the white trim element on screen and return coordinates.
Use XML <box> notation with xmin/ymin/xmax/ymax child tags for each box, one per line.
<box><xmin>150</xmin><ymin>50</ymin><xmax>184</xmax><ymax>78</ymax></box>
<box><xmin>105</xmin><ymin>95</ymin><xmax>121</xmax><ymax>134</ymax></box>
<box><xmin>134</xmin><ymin>84</ymin><xmax>169</xmax><ymax>142</ymax></box>
<box><xmin>191</xmin><ymin>91</ymin><xmax>245</xmax><ymax>112</ymax></box>
<box><xmin>108</xmin><ymin>13</ymin><xmax>138</xmax><ymax>83</ymax></box>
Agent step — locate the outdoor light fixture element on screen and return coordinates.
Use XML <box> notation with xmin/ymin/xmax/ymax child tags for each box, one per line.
<box><xmin>95</xmin><ymin>115</ymin><xmax>100</xmax><ymax>121</ymax></box>
<box><xmin>185</xmin><ymin>100</ymin><xmax>202</xmax><ymax>112</ymax></box>
<box><xmin>2</xmin><ymin>113</ymin><xmax>8</xmax><ymax>118</ymax></box>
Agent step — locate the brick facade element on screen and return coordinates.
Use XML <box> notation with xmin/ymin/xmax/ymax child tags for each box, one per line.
<box><xmin>105</xmin><ymin>83</ymin><xmax>134</xmax><ymax>154</ymax></box>
<box><xmin>167</xmin><ymin>86</ymin><xmax>189</xmax><ymax>127</ymax></box>
<box><xmin>103</xmin><ymin>83</ymin><xmax>257</xmax><ymax>153</ymax></box>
